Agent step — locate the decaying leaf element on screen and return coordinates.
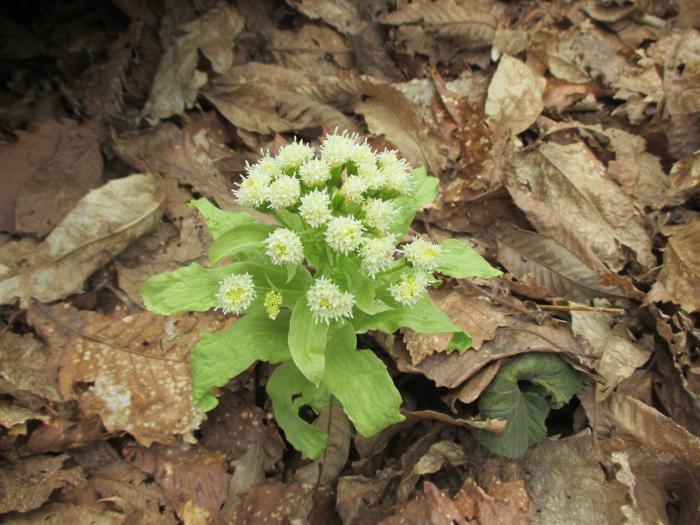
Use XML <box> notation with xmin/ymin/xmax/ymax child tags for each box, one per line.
<box><xmin>648</xmin><ymin>218</ymin><xmax>700</xmax><ymax>312</ymax></box>
<box><xmin>0</xmin><ymin>454</ymin><xmax>84</xmax><ymax>514</ymax></box>
<box><xmin>28</xmin><ymin>303</ymin><xmax>232</xmax><ymax>445</ymax></box>
<box><xmin>669</xmin><ymin>149</ymin><xmax>700</xmax><ymax>200</ymax></box>
<box><xmin>0</xmin><ymin>400</ymin><xmax>50</xmax><ymax>435</ymax></box>
<box><xmin>267</xmin><ymin>24</ymin><xmax>353</xmax><ymax>76</ymax></box>
<box><xmin>0</xmin><ymin>173</ymin><xmax>163</xmax><ymax>306</ymax></box>
<box><xmin>124</xmin><ymin>442</ymin><xmax>230</xmax><ymax>525</ymax></box>
<box><xmin>218</xmin><ymin>481</ymin><xmax>315</xmax><ymax>524</ymax></box>
<box><xmin>505</xmin><ymin>141</ymin><xmax>654</xmax><ymax>271</ymax></box>
<box><xmin>0</xmin><ymin>330</ymin><xmax>61</xmax><ymax>402</ymax></box>
<box><xmin>143</xmin><ymin>3</ymin><xmax>244</xmax><ymax>122</ymax></box>
<box><xmin>485</xmin><ymin>55</ymin><xmax>546</xmax><ymax>135</ymax></box>
<box><xmin>285</xmin><ymin>0</ymin><xmax>365</xmax><ymax>35</ymax></box>
<box><xmin>1</xmin><ymin>503</ymin><xmax>124</xmax><ymax>525</ymax></box>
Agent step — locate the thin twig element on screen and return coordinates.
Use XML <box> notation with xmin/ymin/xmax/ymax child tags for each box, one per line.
<box><xmin>539</xmin><ymin>304</ymin><xmax>625</xmax><ymax>314</ymax></box>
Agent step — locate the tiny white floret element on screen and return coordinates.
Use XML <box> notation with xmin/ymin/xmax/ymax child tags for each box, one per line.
<box><xmin>389</xmin><ymin>272</ymin><xmax>430</xmax><ymax>306</ymax></box>
<box><xmin>306</xmin><ymin>276</ymin><xmax>355</xmax><ymax>324</ymax></box>
<box><xmin>299</xmin><ymin>158</ymin><xmax>331</xmax><ymax>186</ymax></box>
<box><xmin>264</xmin><ymin>228</ymin><xmax>304</xmax><ymax>265</ymax></box>
<box><xmin>299</xmin><ymin>189</ymin><xmax>332</xmax><ymax>228</ymax></box>
<box><xmin>378</xmin><ymin>150</ymin><xmax>412</xmax><ymax>195</ymax></box>
<box><xmin>402</xmin><ymin>238</ymin><xmax>443</xmax><ymax>272</ymax></box>
<box><xmin>320</xmin><ymin>130</ymin><xmax>358</xmax><ymax>167</ymax></box>
<box><xmin>325</xmin><ymin>215</ymin><xmax>364</xmax><ymax>254</ymax></box>
<box><xmin>267</xmin><ymin>175</ymin><xmax>301</xmax><ymax>210</ymax></box>
<box><xmin>342</xmin><ymin>175</ymin><xmax>369</xmax><ymax>203</ymax></box>
<box><xmin>277</xmin><ymin>139</ymin><xmax>315</xmax><ymax>170</ymax></box>
<box><xmin>360</xmin><ymin>235</ymin><xmax>396</xmax><ymax>276</ymax></box>
<box><xmin>362</xmin><ymin>198</ymin><xmax>397</xmax><ymax>233</ymax></box>
<box><xmin>216</xmin><ymin>273</ymin><xmax>257</xmax><ymax>315</ymax></box>
<box><xmin>233</xmin><ymin>172</ymin><xmax>269</xmax><ymax>208</ymax></box>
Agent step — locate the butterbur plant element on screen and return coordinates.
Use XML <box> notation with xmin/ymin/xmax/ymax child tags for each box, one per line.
<box><xmin>141</xmin><ymin>132</ymin><xmax>503</xmax><ymax>459</ymax></box>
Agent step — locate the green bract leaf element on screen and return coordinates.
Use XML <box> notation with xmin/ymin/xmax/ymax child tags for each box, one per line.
<box><xmin>142</xmin><ymin>262</ymin><xmax>311</xmax><ymax>315</ymax></box>
<box><xmin>389</xmin><ymin>167</ymin><xmax>438</xmax><ymax>236</ymax></box>
<box><xmin>267</xmin><ymin>361</ymin><xmax>330</xmax><ymax>460</ymax></box>
<box><xmin>478</xmin><ymin>353</ymin><xmax>582</xmax><ymax>459</ymax></box>
<box><xmin>209</xmin><ymin>222</ymin><xmax>275</xmax><ymax>263</ymax></box>
<box><xmin>325</xmin><ymin>323</ymin><xmax>405</xmax><ymax>436</ymax></box>
<box><xmin>288</xmin><ymin>297</ymin><xmax>328</xmax><ymax>386</ymax></box>
<box><xmin>189</xmin><ymin>198</ymin><xmax>257</xmax><ymax>240</ymax></box>
<box><xmin>353</xmin><ymin>293</ymin><xmax>471</xmax><ymax>350</ymax></box>
<box><xmin>192</xmin><ymin>310</ymin><xmax>292</xmax><ymax>411</ymax></box>
<box><xmin>438</xmin><ymin>239</ymin><xmax>502</xmax><ymax>278</ymax></box>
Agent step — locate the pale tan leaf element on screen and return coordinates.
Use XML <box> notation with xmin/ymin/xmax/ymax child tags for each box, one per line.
<box><xmin>286</xmin><ymin>0</ymin><xmax>365</xmax><ymax>35</ymax></box>
<box><xmin>485</xmin><ymin>55</ymin><xmax>546</xmax><ymax>135</ymax></box>
<box><xmin>669</xmin><ymin>149</ymin><xmax>700</xmax><ymax>200</ymax></box>
<box><xmin>203</xmin><ymin>62</ymin><xmax>361</xmax><ymax>134</ymax></box>
<box><xmin>143</xmin><ymin>3</ymin><xmax>244</xmax><ymax>122</ymax></box>
<box><xmin>0</xmin><ymin>331</ymin><xmax>62</xmax><ymax>402</ymax></box>
<box><xmin>0</xmin><ymin>173</ymin><xmax>164</xmax><ymax>306</ymax></box>
<box><xmin>28</xmin><ymin>304</ymin><xmax>232</xmax><ymax>446</ymax></box>
<box><xmin>505</xmin><ymin>141</ymin><xmax>655</xmax><ymax>271</ymax></box>
<box><xmin>0</xmin><ymin>400</ymin><xmax>50</xmax><ymax>434</ymax></box>
<box><xmin>648</xmin><ymin>218</ymin><xmax>700</xmax><ymax>312</ymax></box>
<box><xmin>491</xmin><ymin>223</ymin><xmax>634</xmax><ymax>302</ymax></box>
<box><xmin>267</xmin><ymin>24</ymin><xmax>353</xmax><ymax>75</ymax></box>
<box><xmin>1</xmin><ymin>503</ymin><xmax>125</xmax><ymax>525</ymax></box>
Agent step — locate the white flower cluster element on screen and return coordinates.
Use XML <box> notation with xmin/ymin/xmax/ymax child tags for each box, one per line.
<box><xmin>216</xmin><ymin>273</ymin><xmax>257</xmax><ymax>315</ymax></box>
<box><xmin>264</xmin><ymin>228</ymin><xmax>304</xmax><ymax>265</ymax></box>
<box><xmin>307</xmin><ymin>276</ymin><xmax>355</xmax><ymax>324</ymax></box>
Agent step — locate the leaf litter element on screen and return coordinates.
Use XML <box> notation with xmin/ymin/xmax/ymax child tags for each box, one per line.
<box><xmin>1</xmin><ymin>0</ymin><xmax>700</xmax><ymax>523</ymax></box>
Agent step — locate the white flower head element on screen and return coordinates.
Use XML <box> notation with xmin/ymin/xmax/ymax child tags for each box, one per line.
<box><xmin>325</xmin><ymin>215</ymin><xmax>364</xmax><ymax>254</ymax></box>
<box><xmin>351</xmin><ymin>141</ymin><xmax>377</xmax><ymax>167</ymax></box>
<box><xmin>320</xmin><ymin>130</ymin><xmax>358</xmax><ymax>167</ymax></box>
<box><xmin>247</xmin><ymin>152</ymin><xmax>280</xmax><ymax>180</ymax></box>
<box><xmin>233</xmin><ymin>173</ymin><xmax>268</xmax><ymax>208</ymax></box>
<box><xmin>267</xmin><ymin>175</ymin><xmax>301</xmax><ymax>210</ymax></box>
<box><xmin>378</xmin><ymin>150</ymin><xmax>412</xmax><ymax>195</ymax></box>
<box><xmin>402</xmin><ymin>238</ymin><xmax>443</xmax><ymax>272</ymax></box>
<box><xmin>264</xmin><ymin>228</ymin><xmax>304</xmax><ymax>265</ymax></box>
<box><xmin>362</xmin><ymin>198</ymin><xmax>397</xmax><ymax>233</ymax></box>
<box><xmin>306</xmin><ymin>276</ymin><xmax>355</xmax><ymax>324</ymax></box>
<box><xmin>299</xmin><ymin>189</ymin><xmax>332</xmax><ymax>228</ymax></box>
<box><xmin>342</xmin><ymin>175</ymin><xmax>368</xmax><ymax>203</ymax></box>
<box><xmin>216</xmin><ymin>273</ymin><xmax>257</xmax><ymax>315</ymax></box>
<box><xmin>360</xmin><ymin>235</ymin><xmax>396</xmax><ymax>276</ymax></box>
<box><xmin>299</xmin><ymin>158</ymin><xmax>331</xmax><ymax>187</ymax></box>
<box><xmin>389</xmin><ymin>271</ymin><xmax>430</xmax><ymax>306</ymax></box>
<box><xmin>277</xmin><ymin>139</ymin><xmax>315</xmax><ymax>171</ymax></box>
<box><xmin>357</xmin><ymin>161</ymin><xmax>385</xmax><ymax>191</ymax></box>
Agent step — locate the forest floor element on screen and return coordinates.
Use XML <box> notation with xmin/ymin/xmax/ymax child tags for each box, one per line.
<box><xmin>1</xmin><ymin>0</ymin><xmax>699</xmax><ymax>524</ymax></box>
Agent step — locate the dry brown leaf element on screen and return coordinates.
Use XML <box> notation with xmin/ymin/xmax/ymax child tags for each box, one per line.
<box><xmin>1</xmin><ymin>503</ymin><xmax>125</xmax><ymax>525</ymax></box>
<box><xmin>570</xmin><ymin>310</ymin><xmax>650</xmax><ymax>399</ymax></box>
<box><xmin>491</xmin><ymin>223</ymin><xmax>634</xmax><ymax>302</ymax></box>
<box><xmin>485</xmin><ymin>55</ymin><xmax>546</xmax><ymax>136</ymax></box>
<box><xmin>267</xmin><ymin>24</ymin><xmax>353</xmax><ymax>76</ymax></box>
<box><xmin>519</xmin><ymin>430</ymin><xmax>630</xmax><ymax>524</ymax></box>
<box><xmin>355</xmin><ymin>80</ymin><xmax>448</xmax><ymax>174</ymax></box>
<box><xmin>143</xmin><ymin>3</ymin><xmax>244</xmax><ymax>122</ymax></box>
<box><xmin>113</xmin><ymin>113</ymin><xmax>238</xmax><ymax>209</ymax></box>
<box><xmin>505</xmin><ymin>141</ymin><xmax>654</xmax><ymax>271</ymax></box>
<box><xmin>648</xmin><ymin>218</ymin><xmax>700</xmax><ymax>312</ymax></box>
<box><xmin>0</xmin><ymin>399</ymin><xmax>50</xmax><ymax>435</ymax></box>
<box><xmin>0</xmin><ymin>173</ymin><xmax>164</xmax><ymax>306</ymax></box>
<box><xmin>0</xmin><ymin>331</ymin><xmax>61</xmax><ymax>402</ymax></box>
<box><xmin>200</xmin><ymin>390</ymin><xmax>285</xmax><ymax>470</ymax></box>
<box><xmin>443</xmin><ymin>361</ymin><xmax>501</xmax><ymax>407</ymax></box>
<box><xmin>0</xmin><ymin>454</ymin><xmax>84</xmax><ymax>514</ymax></box>
<box><xmin>296</xmin><ymin>404</ymin><xmax>351</xmax><ymax>486</ymax></box>
<box><xmin>669</xmin><ymin>149</ymin><xmax>700</xmax><ymax>200</ymax></box>
<box><xmin>203</xmin><ymin>62</ymin><xmax>361</xmax><ymax>134</ymax></box>
<box><xmin>285</xmin><ymin>0</ymin><xmax>365</xmax><ymax>35</ymax></box>
<box><xmin>611</xmin><ymin>58</ymin><xmax>663</xmax><ymax>125</ymax></box>
<box><xmin>217</xmin><ymin>481</ymin><xmax>314</xmax><ymax>524</ymax></box>
<box><xmin>25</xmin><ymin>417</ymin><xmax>104</xmax><ymax>455</ymax></box>
<box><xmin>336</xmin><ymin>468</ymin><xmax>401</xmax><ymax>525</ymax></box>
<box><xmin>28</xmin><ymin>303</ymin><xmax>232</xmax><ymax>445</ymax></box>
<box><xmin>124</xmin><ymin>442</ymin><xmax>230</xmax><ymax>525</ymax></box>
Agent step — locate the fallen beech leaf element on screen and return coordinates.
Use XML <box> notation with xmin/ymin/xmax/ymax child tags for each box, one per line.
<box><xmin>124</xmin><ymin>442</ymin><xmax>229</xmax><ymax>525</ymax></box>
<box><xmin>355</xmin><ymin>80</ymin><xmax>448</xmax><ymax>174</ymax></box>
<box><xmin>143</xmin><ymin>3</ymin><xmax>244</xmax><ymax>122</ymax></box>
<box><xmin>571</xmin><ymin>310</ymin><xmax>650</xmax><ymax>399</ymax></box>
<box><xmin>648</xmin><ymin>219</ymin><xmax>700</xmax><ymax>312</ymax></box>
<box><xmin>505</xmin><ymin>141</ymin><xmax>654</xmax><ymax>271</ymax></box>
<box><xmin>204</xmin><ymin>62</ymin><xmax>360</xmax><ymax>134</ymax></box>
<box><xmin>0</xmin><ymin>455</ymin><xmax>84</xmax><ymax>514</ymax></box>
<box><xmin>491</xmin><ymin>223</ymin><xmax>633</xmax><ymax>302</ymax></box>
<box><xmin>485</xmin><ymin>55</ymin><xmax>546</xmax><ymax>135</ymax></box>
<box><xmin>28</xmin><ymin>303</ymin><xmax>232</xmax><ymax>445</ymax></box>
<box><xmin>0</xmin><ymin>173</ymin><xmax>164</xmax><ymax>306</ymax></box>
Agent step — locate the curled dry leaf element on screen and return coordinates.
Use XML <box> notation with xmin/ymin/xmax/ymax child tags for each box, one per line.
<box><xmin>490</xmin><ymin>223</ymin><xmax>635</xmax><ymax>302</ymax></box>
<box><xmin>143</xmin><ymin>3</ymin><xmax>244</xmax><ymax>122</ymax></box>
<box><xmin>485</xmin><ymin>54</ymin><xmax>546</xmax><ymax>136</ymax></box>
<box><xmin>0</xmin><ymin>454</ymin><xmax>84</xmax><ymax>514</ymax></box>
<box><xmin>0</xmin><ymin>399</ymin><xmax>50</xmax><ymax>435</ymax></box>
<box><xmin>0</xmin><ymin>173</ymin><xmax>164</xmax><ymax>306</ymax></box>
<box><xmin>505</xmin><ymin>141</ymin><xmax>654</xmax><ymax>271</ymax></box>
<box><xmin>28</xmin><ymin>303</ymin><xmax>233</xmax><ymax>446</ymax></box>
<box><xmin>124</xmin><ymin>442</ymin><xmax>230</xmax><ymax>525</ymax></box>
<box><xmin>648</xmin><ymin>218</ymin><xmax>700</xmax><ymax>312</ymax></box>
<box><xmin>203</xmin><ymin>62</ymin><xmax>361</xmax><ymax>134</ymax></box>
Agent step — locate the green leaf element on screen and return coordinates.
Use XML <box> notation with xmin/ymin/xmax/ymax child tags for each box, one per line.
<box><xmin>325</xmin><ymin>323</ymin><xmax>405</xmax><ymax>437</ymax></box>
<box><xmin>142</xmin><ymin>261</ymin><xmax>312</xmax><ymax>315</ymax></box>
<box><xmin>389</xmin><ymin>167</ymin><xmax>439</xmax><ymax>236</ymax></box>
<box><xmin>438</xmin><ymin>239</ymin><xmax>502</xmax><ymax>279</ymax></box>
<box><xmin>192</xmin><ymin>310</ymin><xmax>292</xmax><ymax>411</ymax></box>
<box><xmin>209</xmin><ymin>223</ymin><xmax>275</xmax><ymax>263</ymax></box>
<box><xmin>189</xmin><ymin>198</ymin><xmax>257</xmax><ymax>240</ymax></box>
<box><xmin>267</xmin><ymin>361</ymin><xmax>330</xmax><ymax>459</ymax></box>
<box><xmin>478</xmin><ymin>353</ymin><xmax>582</xmax><ymax>459</ymax></box>
<box><xmin>288</xmin><ymin>297</ymin><xmax>328</xmax><ymax>386</ymax></box>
